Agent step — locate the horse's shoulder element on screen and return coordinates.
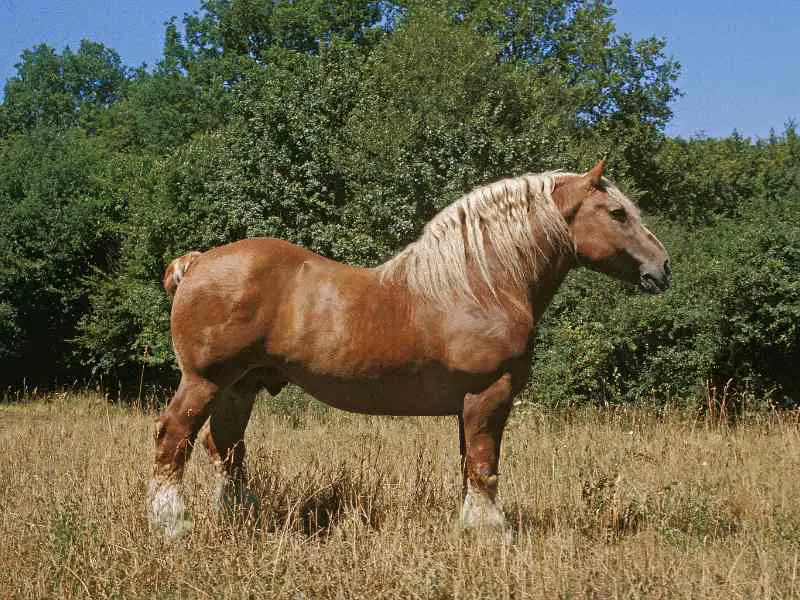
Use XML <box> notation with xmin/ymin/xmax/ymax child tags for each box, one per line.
<box><xmin>439</xmin><ymin>301</ymin><xmax>534</xmax><ymax>373</ymax></box>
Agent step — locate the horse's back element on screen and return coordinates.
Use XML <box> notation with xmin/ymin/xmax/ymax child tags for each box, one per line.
<box><xmin>169</xmin><ymin>237</ymin><xmax>423</xmax><ymax>379</ymax></box>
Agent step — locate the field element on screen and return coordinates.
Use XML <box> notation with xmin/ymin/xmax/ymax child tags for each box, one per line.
<box><xmin>3</xmin><ymin>391</ymin><xmax>800</xmax><ymax>599</ymax></box>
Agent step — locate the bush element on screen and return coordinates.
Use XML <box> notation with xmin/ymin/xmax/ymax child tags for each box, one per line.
<box><xmin>0</xmin><ymin>129</ymin><xmax>125</xmax><ymax>387</ymax></box>
<box><xmin>531</xmin><ymin>190</ymin><xmax>800</xmax><ymax>407</ymax></box>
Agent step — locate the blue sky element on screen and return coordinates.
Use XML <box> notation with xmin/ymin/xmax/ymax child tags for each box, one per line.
<box><xmin>1</xmin><ymin>0</ymin><xmax>797</xmax><ymax>139</ymax></box>
<box><xmin>613</xmin><ymin>0</ymin><xmax>799</xmax><ymax>139</ymax></box>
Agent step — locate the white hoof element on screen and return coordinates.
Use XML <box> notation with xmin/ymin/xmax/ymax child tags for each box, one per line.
<box><xmin>148</xmin><ymin>479</ymin><xmax>193</xmax><ymax>538</ymax></box>
<box><xmin>460</xmin><ymin>481</ymin><xmax>508</xmax><ymax>533</ymax></box>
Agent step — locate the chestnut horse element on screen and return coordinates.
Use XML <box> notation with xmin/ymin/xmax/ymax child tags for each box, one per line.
<box><xmin>148</xmin><ymin>161</ymin><xmax>670</xmax><ymax>536</ymax></box>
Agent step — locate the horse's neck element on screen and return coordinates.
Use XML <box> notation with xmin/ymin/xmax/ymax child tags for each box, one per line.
<box><xmin>477</xmin><ymin>233</ymin><xmax>573</xmax><ymax>320</ymax></box>
<box><xmin>527</xmin><ymin>251</ymin><xmax>573</xmax><ymax>320</ymax></box>
<box><xmin>525</xmin><ymin>213</ymin><xmax>575</xmax><ymax>319</ymax></box>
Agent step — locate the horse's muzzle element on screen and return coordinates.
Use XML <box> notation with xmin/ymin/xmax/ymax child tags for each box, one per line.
<box><xmin>639</xmin><ymin>259</ymin><xmax>671</xmax><ymax>294</ymax></box>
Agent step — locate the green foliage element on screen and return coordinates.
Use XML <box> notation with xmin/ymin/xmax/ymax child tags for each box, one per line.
<box><xmin>0</xmin><ymin>0</ymin><xmax>796</xmax><ymax>407</ymax></box>
<box><xmin>0</xmin><ymin>301</ymin><xmax>21</xmax><ymax>362</ymax></box>
<box><xmin>0</xmin><ymin>129</ymin><xmax>125</xmax><ymax>385</ymax></box>
<box><xmin>649</xmin><ymin>134</ymin><xmax>762</xmax><ymax>222</ymax></box>
<box><xmin>98</xmin><ymin>70</ymin><xmax>226</xmax><ymax>153</ymax></box>
<box><xmin>647</xmin><ymin>125</ymin><xmax>800</xmax><ymax>222</ymax></box>
<box><xmin>0</xmin><ymin>40</ymin><xmax>128</xmax><ymax>135</ymax></box>
<box><xmin>82</xmin><ymin>6</ymin><xmax>669</xmax><ymax>376</ymax></box>
<box><xmin>188</xmin><ymin>0</ymin><xmax>385</xmax><ymax>57</ymax></box>
<box><xmin>716</xmin><ymin>204</ymin><xmax>800</xmax><ymax>398</ymax></box>
<box><xmin>400</xmin><ymin>0</ymin><xmax>681</xmax><ymax>187</ymax></box>
<box><xmin>77</xmin><ymin>275</ymin><xmax>174</xmax><ymax>386</ymax></box>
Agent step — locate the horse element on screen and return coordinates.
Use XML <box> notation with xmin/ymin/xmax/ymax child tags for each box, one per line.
<box><xmin>148</xmin><ymin>160</ymin><xmax>671</xmax><ymax>536</ymax></box>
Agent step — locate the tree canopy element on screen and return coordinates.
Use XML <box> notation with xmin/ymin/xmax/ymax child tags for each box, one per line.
<box><xmin>1</xmin><ymin>1</ymin><xmax>797</xmax><ymax>407</ymax></box>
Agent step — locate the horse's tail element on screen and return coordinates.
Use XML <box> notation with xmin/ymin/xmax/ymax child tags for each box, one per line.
<box><xmin>163</xmin><ymin>251</ymin><xmax>202</xmax><ymax>298</ymax></box>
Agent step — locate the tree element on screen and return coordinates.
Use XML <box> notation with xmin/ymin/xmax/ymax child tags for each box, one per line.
<box><xmin>0</xmin><ymin>128</ymin><xmax>125</xmax><ymax>386</ymax></box>
<box><xmin>1</xmin><ymin>40</ymin><xmax>128</xmax><ymax>135</ymax></box>
<box><xmin>176</xmin><ymin>0</ymin><xmax>385</xmax><ymax>60</ymax></box>
<box><xmin>398</xmin><ymin>0</ymin><xmax>680</xmax><ymax>189</ymax></box>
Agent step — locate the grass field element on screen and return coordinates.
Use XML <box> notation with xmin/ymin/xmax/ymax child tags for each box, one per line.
<box><xmin>3</xmin><ymin>391</ymin><xmax>800</xmax><ymax>599</ymax></box>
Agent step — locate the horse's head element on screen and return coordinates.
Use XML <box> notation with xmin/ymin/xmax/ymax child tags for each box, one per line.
<box><xmin>553</xmin><ymin>160</ymin><xmax>671</xmax><ymax>294</ymax></box>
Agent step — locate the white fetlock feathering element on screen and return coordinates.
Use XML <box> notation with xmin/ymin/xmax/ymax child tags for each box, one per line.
<box><xmin>460</xmin><ymin>480</ymin><xmax>508</xmax><ymax>532</ymax></box>
<box><xmin>148</xmin><ymin>478</ymin><xmax>193</xmax><ymax>538</ymax></box>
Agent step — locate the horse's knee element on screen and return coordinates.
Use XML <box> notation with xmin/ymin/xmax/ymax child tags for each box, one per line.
<box><xmin>162</xmin><ymin>378</ymin><xmax>217</xmax><ymax>429</ymax></box>
<box><xmin>461</xmin><ymin>374</ymin><xmax>514</xmax><ymax>476</ymax></box>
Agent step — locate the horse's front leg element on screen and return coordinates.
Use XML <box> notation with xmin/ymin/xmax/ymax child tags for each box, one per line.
<box><xmin>460</xmin><ymin>373</ymin><xmax>514</xmax><ymax>531</ymax></box>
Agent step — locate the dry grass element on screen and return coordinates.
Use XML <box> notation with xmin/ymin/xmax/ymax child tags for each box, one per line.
<box><xmin>3</xmin><ymin>392</ymin><xmax>800</xmax><ymax>599</ymax></box>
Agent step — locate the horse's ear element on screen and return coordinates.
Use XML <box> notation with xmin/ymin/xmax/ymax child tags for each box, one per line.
<box><xmin>585</xmin><ymin>159</ymin><xmax>605</xmax><ymax>187</ymax></box>
<box><xmin>553</xmin><ymin>174</ymin><xmax>589</xmax><ymax>219</ymax></box>
<box><xmin>554</xmin><ymin>160</ymin><xmax>606</xmax><ymax>219</ymax></box>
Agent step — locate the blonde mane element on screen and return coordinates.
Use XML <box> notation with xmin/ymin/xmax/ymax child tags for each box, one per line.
<box><xmin>378</xmin><ymin>172</ymin><xmax>575</xmax><ymax>305</ymax></box>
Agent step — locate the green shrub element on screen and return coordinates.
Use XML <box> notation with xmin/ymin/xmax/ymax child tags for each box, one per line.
<box><xmin>531</xmin><ymin>191</ymin><xmax>800</xmax><ymax>407</ymax></box>
<box><xmin>0</xmin><ymin>129</ymin><xmax>125</xmax><ymax>386</ymax></box>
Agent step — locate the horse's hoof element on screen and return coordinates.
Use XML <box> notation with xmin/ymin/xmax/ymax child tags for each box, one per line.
<box><xmin>148</xmin><ymin>479</ymin><xmax>193</xmax><ymax>538</ymax></box>
<box><xmin>460</xmin><ymin>510</ymin><xmax>510</xmax><ymax>533</ymax></box>
<box><xmin>458</xmin><ymin>514</ymin><xmax>513</xmax><ymax>542</ymax></box>
<box><xmin>157</xmin><ymin>516</ymin><xmax>194</xmax><ymax>538</ymax></box>
<box><xmin>460</xmin><ymin>487</ymin><xmax>511</xmax><ymax>540</ymax></box>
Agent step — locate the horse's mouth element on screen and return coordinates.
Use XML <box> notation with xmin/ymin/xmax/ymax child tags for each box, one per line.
<box><xmin>639</xmin><ymin>272</ymin><xmax>669</xmax><ymax>294</ymax></box>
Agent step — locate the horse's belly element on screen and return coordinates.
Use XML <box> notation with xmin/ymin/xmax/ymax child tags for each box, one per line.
<box><xmin>277</xmin><ymin>364</ymin><xmax>471</xmax><ymax>416</ymax></box>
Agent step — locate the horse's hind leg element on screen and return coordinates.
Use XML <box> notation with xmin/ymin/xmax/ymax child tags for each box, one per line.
<box><xmin>148</xmin><ymin>374</ymin><xmax>220</xmax><ymax>537</ymax></box>
<box><xmin>199</xmin><ymin>372</ymin><xmax>259</xmax><ymax>517</ymax></box>
<box><xmin>198</xmin><ymin>370</ymin><xmax>285</xmax><ymax>519</ymax></box>
<box><xmin>460</xmin><ymin>373</ymin><xmax>514</xmax><ymax>532</ymax></box>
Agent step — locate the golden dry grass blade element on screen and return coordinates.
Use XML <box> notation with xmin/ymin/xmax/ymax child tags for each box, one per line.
<box><xmin>3</xmin><ymin>392</ymin><xmax>800</xmax><ymax>598</ymax></box>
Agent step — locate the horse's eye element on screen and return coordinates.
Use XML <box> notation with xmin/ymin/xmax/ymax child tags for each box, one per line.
<box><xmin>610</xmin><ymin>207</ymin><xmax>627</xmax><ymax>222</ymax></box>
